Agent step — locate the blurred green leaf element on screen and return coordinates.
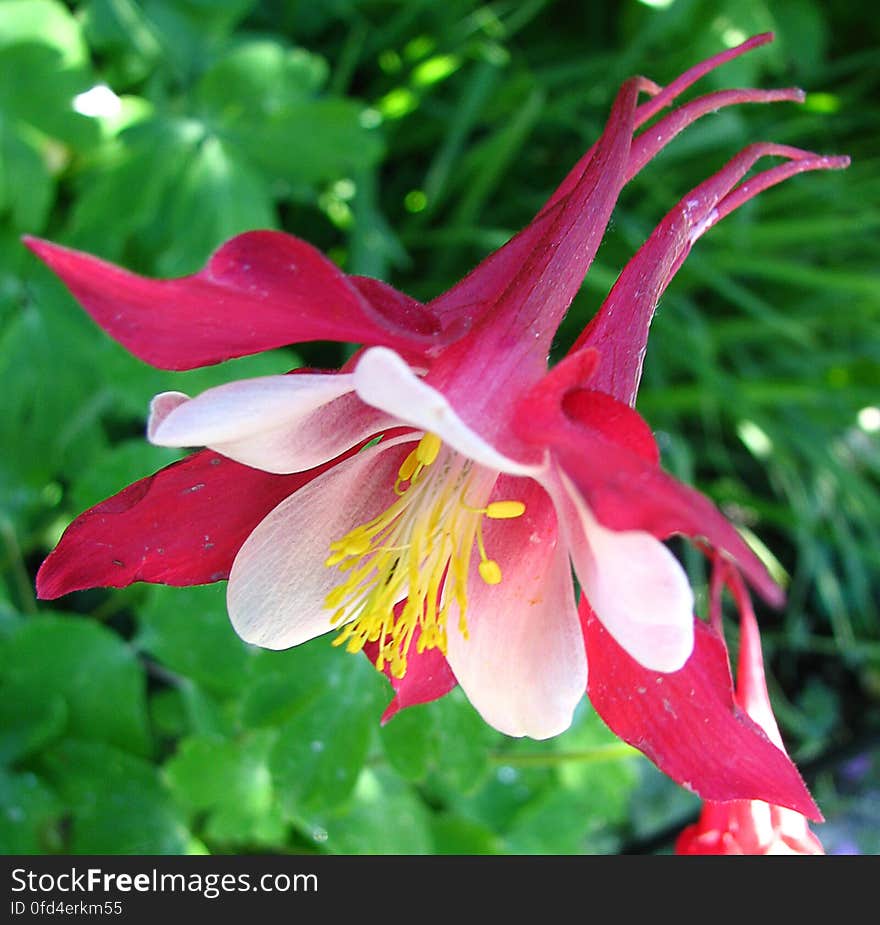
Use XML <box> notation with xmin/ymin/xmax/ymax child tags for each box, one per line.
<box><xmin>0</xmin><ymin>273</ymin><xmax>108</xmax><ymax>511</ymax></box>
<box><xmin>137</xmin><ymin>584</ymin><xmax>253</xmax><ymax>699</ymax></box>
<box><xmin>80</xmin><ymin>0</ymin><xmax>164</xmax><ymax>87</ymax></box>
<box><xmin>69</xmin><ymin>116</ymin><xmax>275</xmax><ymax>274</ymax></box>
<box><xmin>0</xmin><ymin>614</ymin><xmax>151</xmax><ymax>756</ymax></box>
<box><xmin>40</xmin><ymin>740</ymin><xmax>191</xmax><ymax>853</ymax></box>
<box><xmin>307</xmin><ymin>768</ymin><xmax>433</xmax><ymax>854</ymax></box>
<box><xmin>196</xmin><ymin>41</ymin><xmax>383</xmax><ymax>189</ymax></box>
<box><xmin>771</xmin><ymin>0</ymin><xmax>829</xmax><ymax>82</ymax></box>
<box><xmin>0</xmin><ymin>0</ymin><xmax>89</xmax><ymax>68</ymax></box>
<box><xmin>164</xmin><ymin>731</ymin><xmax>286</xmax><ymax>848</ymax></box>
<box><xmin>195</xmin><ymin>39</ymin><xmax>329</xmax><ymax>112</ymax></box>
<box><xmin>0</xmin><ymin>690</ymin><xmax>66</xmax><ymax>766</ymax></box>
<box><xmin>427</xmin><ymin>691</ymin><xmax>500</xmax><ymax>793</ymax></box>
<box><xmin>231</xmin><ymin>96</ymin><xmax>383</xmax><ymax>188</ymax></box>
<box><xmin>0</xmin><ymin>769</ymin><xmax>62</xmax><ymax>853</ymax></box>
<box><xmin>0</xmin><ymin>13</ymin><xmax>97</xmax><ymax>231</ymax></box>
<box><xmin>445</xmin><ymin>706</ymin><xmax>641</xmax><ymax>850</ymax></box>
<box><xmin>503</xmin><ymin>721</ymin><xmax>640</xmax><ymax>854</ymax></box>
<box><xmin>0</xmin><ymin>43</ymin><xmax>97</xmax><ymax>149</ymax></box>
<box><xmin>379</xmin><ymin>702</ymin><xmax>435</xmax><ymax>781</ymax></box>
<box><xmin>243</xmin><ymin>640</ymin><xmax>386</xmax><ymax>815</ymax></box>
<box><xmin>381</xmin><ymin>689</ymin><xmax>499</xmax><ymax>793</ymax></box>
<box><xmin>82</xmin><ymin>0</ymin><xmax>256</xmax><ymax>87</ymax></box>
<box><xmin>627</xmin><ymin>762</ymin><xmax>702</xmax><ymax>843</ymax></box>
<box><xmin>0</xmin><ymin>116</ymin><xmax>55</xmax><ymax>232</ymax></box>
<box><xmin>156</xmin><ymin>132</ymin><xmax>276</xmax><ymax>275</ymax></box>
<box><xmin>430</xmin><ymin>812</ymin><xmax>502</xmax><ymax>854</ymax></box>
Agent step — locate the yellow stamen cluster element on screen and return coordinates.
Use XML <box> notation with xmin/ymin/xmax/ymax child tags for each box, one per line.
<box><xmin>324</xmin><ymin>433</ymin><xmax>524</xmax><ymax>679</ymax></box>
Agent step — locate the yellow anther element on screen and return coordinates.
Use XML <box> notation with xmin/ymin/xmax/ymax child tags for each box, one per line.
<box><xmin>390</xmin><ymin>655</ymin><xmax>407</xmax><ymax>679</ymax></box>
<box><xmin>343</xmin><ymin>533</ymin><xmax>370</xmax><ymax>556</ymax></box>
<box><xmin>323</xmin><ymin>436</ymin><xmax>520</xmax><ymax>680</ymax></box>
<box><xmin>478</xmin><ymin>559</ymin><xmax>502</xmax><ymax>585</ymax></box>
<box><xmin>416</xmin><ymin>432</ymin><xmax>441</xmax><ymax>466</ymax></box>
<box><xmin>397</xmin><ymin>449</ymin><xmax>419</xmax><ymax>482</ymax></box>
<box><xmin>485</xmin><ymin>501</ymin><xmax>526</xmax><ymax>519</ymax></box>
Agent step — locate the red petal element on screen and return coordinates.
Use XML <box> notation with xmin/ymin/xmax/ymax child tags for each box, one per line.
<box><xmin>562</xmin><ymin>390</ymin><xmax>659</xmax><ymax>465</ymax></box>
<box><xmin>572</xmin><ymin>144</ymin><xmax>850</xmax><ymax>405</ymax></box>
<box><xmin>626</xmin><ymin>86</ymin><xmax>804</xmax><ymax>182</ymax></box>
<box><xmin>364</xmin><ymin>630</ymin><xmax>458</xmax><ymax>723</ymax></box>
<box><xmin>36</xmin><ymin>450</ymin><xmax>347</xmax><ymax>598</ymax></box>
<box><xmin>425</xmin><ymin>75</ymin><xmax>648</xmax><ymax>363</ymax></box>
<box><xmin>582</xmin><ymin>600</ymin><xmax>821</xmax><ymax>820</ymax></box>
<box><xmin>676</xmin><ymin>800</ymin><xmax>825</xmax><ymax>855</ymax></box>
<box><xmin>517</xmin><ymin>349</ymin><xmax>658</xmax><ymax>465</ymax></box>
<box><xmin>725</xmin><ymin>565</ymin><xmax>786</xmax><ymax>746</ymax></box>
<box><xmin>542</xmin><ymin>35</ymin><xmax>777</xmax><ymax>213</ymax></box>
<box><xmin>24</xmin><ymin>232</ymin><xmax>443</xmax><ymax>370</ymax></box>
<box><xmin>348</xmin><ymin>275</ymin><xmax>451</xmax><ymax>345</ymax></box>
<box><xmin>433</xmin><ymin>35</ymin><xmax>786</xmax><ymax>344</ymax></box>
<box><xmin>675</xmin><ymin>803</ymin><xmax>750</xmax><ymax>855</ymax></box>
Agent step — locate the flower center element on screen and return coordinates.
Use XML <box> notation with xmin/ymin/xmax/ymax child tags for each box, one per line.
<box><xmin>323</xmin><ymin>433</ymin><xmax>525</xmax><ymax>679</ymax></box>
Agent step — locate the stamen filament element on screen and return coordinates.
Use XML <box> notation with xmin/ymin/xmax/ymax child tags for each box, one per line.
<box><xmin>323</xmin><ymin>433</ymin><xmax>524</xmax><ymax>677</ymax></box>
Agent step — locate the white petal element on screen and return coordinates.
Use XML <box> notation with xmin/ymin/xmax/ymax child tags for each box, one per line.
<box><xmin>556</xmin><ymin>471</ymin><xmax>694</xmax><ymax>673</ymax></box>
<box><xmin>353</xmin><ymin>346</ymin><xmax>543</xmax><ymax>477</ymax></box>
<box><xmin>445</xmin><ymin>492</ymin><xmax>586</xmax><ymax>739</ymax></box>
<box><xmin>227</xmin><ymin>435</ymin><xmax>415</xmax><ymax>649</ymax></box>
<box><xmin>148</xmin><ymin>373</ymin><xmax>390</xmax><ymax>474</ymax></box>
<box><xmin>148</xmin><ymin>391</ymin><xmax>188</xmax><ymax>429</ymax></box>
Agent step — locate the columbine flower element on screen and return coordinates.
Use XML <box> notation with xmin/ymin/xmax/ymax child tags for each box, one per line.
<box><xmin>30</xmin><ymin>34</ymin><xmax>847</xmax><ymax>764</ymax></box>
<box><xmin>674</xmin><ymin>564</ymin><xmax>825</xmax><ymax>854</ymax></box>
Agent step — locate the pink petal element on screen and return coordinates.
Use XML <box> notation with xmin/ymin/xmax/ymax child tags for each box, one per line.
<box><xmin>149</xmin><ymin>372</ymin><xmax>390</xmax><ymax>474</ymax></box>
<box><xmin>23</xmin><ymin>232</ymin><xmax>444</xmax><ymax>370</ymax></box>
<box><xmin>352</xmin><ymin>347</ymin><xmax>543</xmax><ymax>475</ymax></box>
<box><xmin>36</xmin><ymin>450</ymin><xmax>334</xmax><ymax>598</ymax></box>
<box><xmin>554</xmin><ymin>470</ymin><xmax>694</xmax><ymax>673</ymax></box>
<box><xmin>515</xmin><ymin>373</ymin><xmax>783</xmax><ymax>607</ymax></box>
<box><xmin>569</xmin><ymin>431</ymin><xmax>781</xmax><ymax>606</ymax></box>
<box><xmin>582</xmin><ymin>601</ymin><xmax>822</xmax><ymax>820</ymax></box>
<box><xmin>445</xmin><ymin>477</ymin><xmax>586</xmax><ymax>739</ymax></box>
<box><xmin>226</xmin><ymin>435</ymin><xmax>416</xmax><ymax>650</ymax></box>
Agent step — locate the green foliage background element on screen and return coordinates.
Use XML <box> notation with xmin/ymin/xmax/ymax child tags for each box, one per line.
<box><xmin>1</xmin><ymin>0</ymin><xmax>878</xmax><ymax>854</ymax></box>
